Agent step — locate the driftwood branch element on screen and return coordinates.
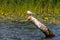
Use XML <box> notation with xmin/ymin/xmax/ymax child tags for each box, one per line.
<box><xmin>27</xmin><ymin>16</ymin><xmax>55</xmax><ymax>37</ymax></box>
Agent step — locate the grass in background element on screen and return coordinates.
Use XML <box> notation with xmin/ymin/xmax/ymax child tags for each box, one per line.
<box><xmin>0</xmin><ymin>0</ymin><xmax>60</xmax><ymax>23</ymax></box>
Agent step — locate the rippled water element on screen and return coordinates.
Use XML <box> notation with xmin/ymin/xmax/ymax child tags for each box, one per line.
<box><xmin>0</xmin><ymin>21</ymin><xmax>60</xmax><ymax>40</ymax></box>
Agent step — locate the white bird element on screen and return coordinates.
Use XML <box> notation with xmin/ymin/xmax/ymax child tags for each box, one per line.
<box><xmin>27</xmin><ymin>11</ymin><xmax>33</xmax><ymax>15</ymax></box>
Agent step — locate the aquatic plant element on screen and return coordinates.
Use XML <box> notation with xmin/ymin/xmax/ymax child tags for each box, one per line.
<box><xmin>0</xmin><ymin>0</ymin><xmax>60</xmax><ymax>23</ymax></box>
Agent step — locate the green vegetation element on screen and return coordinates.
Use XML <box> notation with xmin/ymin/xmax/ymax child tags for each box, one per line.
<box><xmin>0</xmin><ymin>0</ymin><xmax>60</xmax><ymax>23</ymax></box>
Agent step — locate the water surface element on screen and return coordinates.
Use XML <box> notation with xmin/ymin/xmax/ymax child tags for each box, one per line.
<box><xmin>0</xmin><ymin>21</ymin><xmax>60</xmax><ymax>40</ymax></box>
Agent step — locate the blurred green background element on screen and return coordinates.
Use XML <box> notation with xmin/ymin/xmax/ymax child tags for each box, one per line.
<box><xmin>0</xmin><ymin>0</ymin><xmax>60</xmax><ymax>23</ymax></box>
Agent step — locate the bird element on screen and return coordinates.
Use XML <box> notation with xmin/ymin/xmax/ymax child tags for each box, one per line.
<box><xmin>27</xmin><ymin>11</ymin><xmax>33</xmax><ymax>15</ymax></box>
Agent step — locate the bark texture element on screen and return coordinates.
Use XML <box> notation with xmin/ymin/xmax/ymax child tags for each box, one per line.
<box><xmin>28</xmin><ymin>16</ymin><xmax>55</xmax><ymax>37</ymax></box>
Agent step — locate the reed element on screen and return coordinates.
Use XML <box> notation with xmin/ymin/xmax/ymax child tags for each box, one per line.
<box><xmin>0</xmin><ymin>0</ymin><xmax>60</xmax><ymax>23</ymax></box>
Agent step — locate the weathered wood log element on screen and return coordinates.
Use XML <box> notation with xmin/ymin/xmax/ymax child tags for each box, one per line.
<box><xmin>27</xmin><ymin>16</ymin><xmax>55</xmax><ymax>37</ymax></box>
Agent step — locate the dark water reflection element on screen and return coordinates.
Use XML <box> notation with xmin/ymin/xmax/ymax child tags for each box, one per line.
<box><xmin>0</xmin><ymin>21</ymin><xmax>60</xmax><ymax>40</ymax></box>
